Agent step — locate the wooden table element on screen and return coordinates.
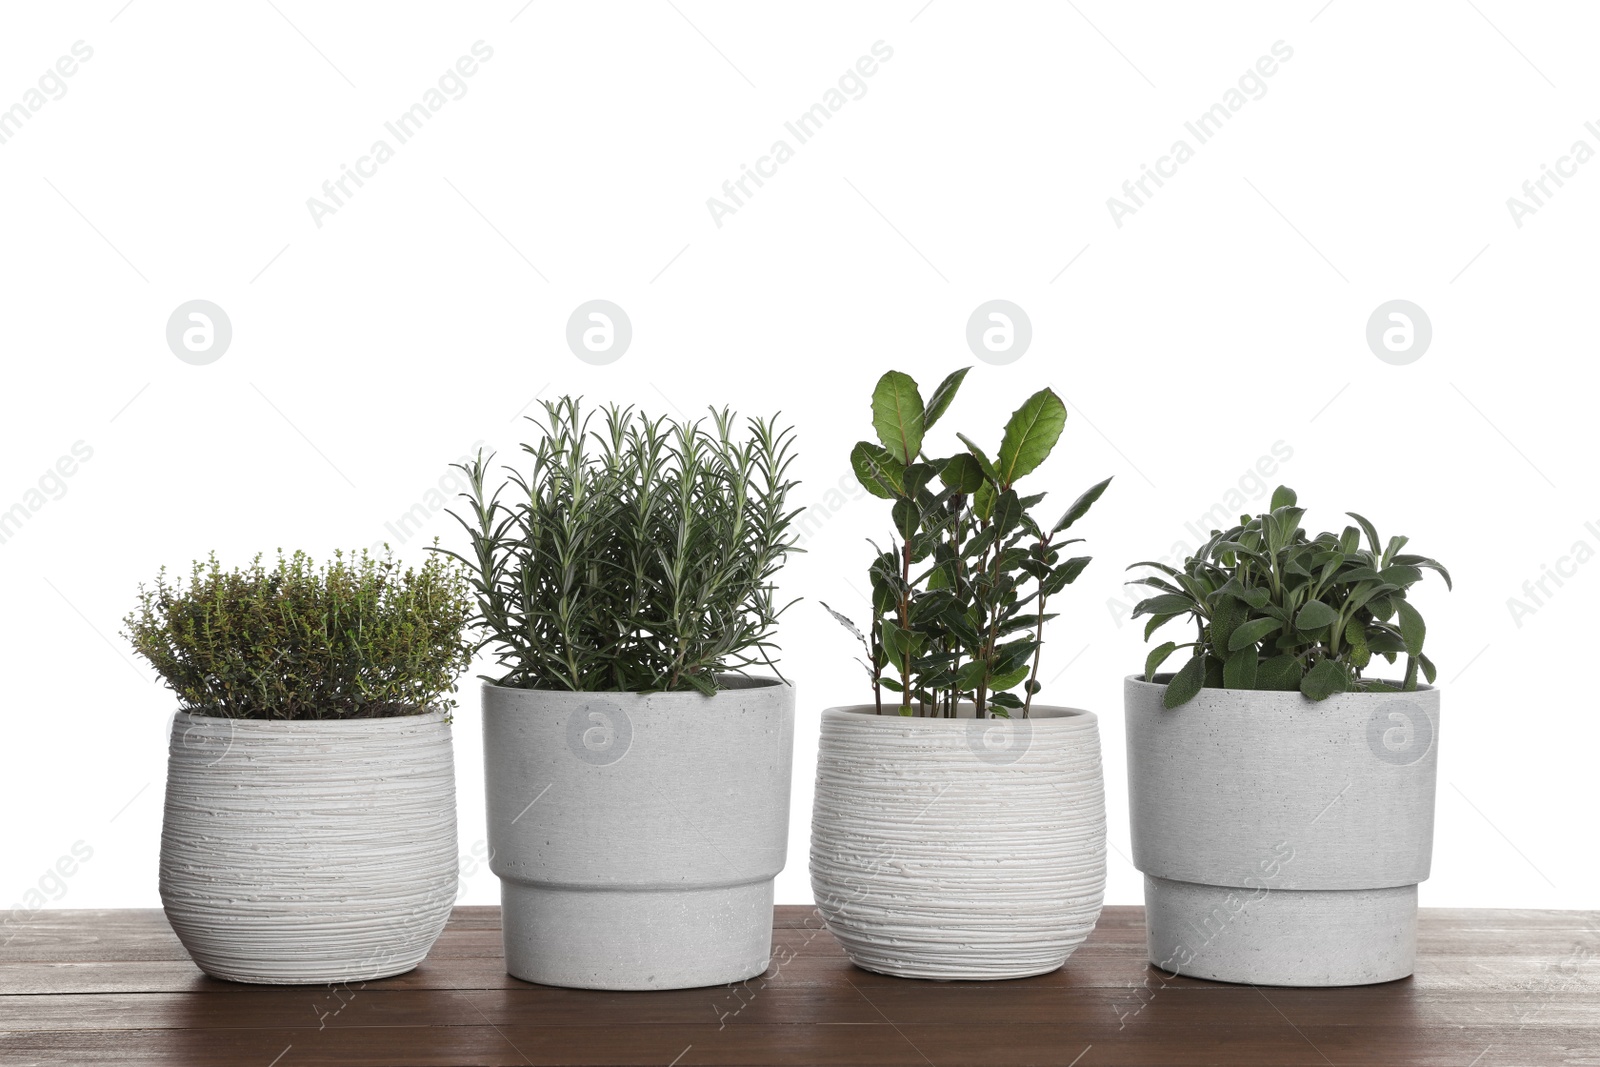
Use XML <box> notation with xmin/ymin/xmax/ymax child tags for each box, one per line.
<box><xmin>2</xmin><ymin>906</ymin><xmax>1597</xmax><ymax>1065</ymax></box>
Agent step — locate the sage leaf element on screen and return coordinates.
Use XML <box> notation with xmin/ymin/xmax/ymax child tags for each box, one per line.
<box><xmin>1163</xmin><ymin>652</ymin><xmax>1206</xmax><ymax>708</ymax></box>
<box><xmin>1228</xmin><ymin>617</ymin><xmax>1282</xmax><ymax>651</ymax></box>
<box><xmin>1300</xmin><ymin>658</ymin><xmax>1347</xmax><ymax>701</ymax></box>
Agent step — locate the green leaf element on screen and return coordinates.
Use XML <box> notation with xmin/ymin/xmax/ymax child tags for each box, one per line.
<box><xmin>1379</xmin><ymin>564</ymin><xmax>1423</xmax><ymax>588</ymax></box>
<box><xmin>1294</xmin><ymin>600</ymin><xmax>1340</xmax><ymax>633</ymax></box>
<box><xmin>1163</xmin><ymin>653</ymin><xmax>1206</xmax><ymax>708</ymax></box>
<box><xmin>996</xmin><ymin>389</ymin><xmax>1067</xmax><ymax>488</ymax></box>
<box><xmin>954</xmin><ymin>659</ymin><xmax>987</xmax><ymax>691</ymax></box>
<box><xmin>820</xmin><ymin>601</ymin><xmax>864</xmax><ymax>644</ymax></box>
<box><xmin>1345</xmin><ymin>617</ymin><xmax>1371</xmax><ymax>669</ymax></box>
<box><xmin>1041</xmin><ymin>556</ymin><xmax>1091</xmax><ymax>597</ymax></box>
<box><xmin>682</xmin><ymin>672</ymin><xmax>718</xmax><ymax>695</ymax></box>
<box><xmin>1215</xmin><ymin>580</ymin><xmax>1270</xmax><ymax>610</ymax></box>
<box><xmin>1223</xmin><ymin>647</ymin><xmax>1258</xmax><ymax>689</ymax></box>
<box><xmin>1134</xmin><ymin>593</ymin><xmax>1195</xmax><ymax>617</ymax></box>
<box><xmin>972</xmin><ymin>480</ymin><xmax>996</xmax><ymax>522</ymax></box>
<box><xmin>939</xmin><ymin>453</ymin><xmax>984</xmax><ymax>494</ymax></box>
<box><xmin>1418</xmin><ymin>652</ymin><xmax>1437</xmax><ymax>684</ymax></box>
<box><xmin>1346</xmin><ymin>511</ymin><xmax>1382</xmax><ymax>555</ymax></box>
<box><xmin>1394</xmin><ymin>598</ymin><xmax>1425</xmax><ymax>656</ymax></box>
<box><xmin>1256</xmin><ymin>655</ymin><xmax>1301</xmax><ymax>691</ymax></box>
<box><xmin>1365</xmin><ymin>629</ymin><xmax>1407</xmax><ymax>655</ymax></box>
<box><xmin>1381</xmin><ymin>534</ymin><xmax>1409</xmax><ymax>569</ymax></box>
<box><xmin>1144</xmin><ymin>613</ymin><xmax>1180</xmax><ymax>640</ymax></box>
<box><xmin>891</xmin><ymin>498</ymin><xmax>921</xmax><ymax>539</ymax></box>
<box><xmin>991</xmin><ymin>489</ymin><xmax>1023</xmax><ymax>535</ymax></box>
<box><xmin>1394</xmin><ymin>554</ymin><xmax>1453</xmax><ymax>590</ymax></box>
<box><xmin>1144</xmin><ymin>641</ymin><xmax>1178</xmax><ymax>682</ymax></box>
<box><xmin>955</xmin><ymin>434</ymin><xmax>999</xmax><ymax>482</ymax></box>
<box><xmin>1300</xmin><ymin>658</ymin><xmax>1348</xmax><ymax>701</ymax></box>
<box><xmin>1051</xmin><ymin>476</ymin><xmax>1113</xmax><ymax>535</ymax></box>
<box><xmin>902</xmin><ymin>462</ymin><xmax>937</xmax><ymax>500</ymax></box>
<box><xmin>1127</xmin><ymin>560</ymin><xmax>1182</xmax><ymax>578</ymax></box>
<box><xmin>988</xmin><ymin>665</ymin><xmax>1031</xmax><ymax>692</ymax></box>
<box><xmin>871</xmin><ymin>371</ymin><xmax>925</xmax><ymax>465</ymax></box>
<box><xmin>921</xmin><ymin>367</ymin><xmax>970</xmax><ymax>431</ymax></box>
<box><xmin>1228</xmin><ymin>617</ymin><xmax>1282</xmax><ymax>651</ymax></box>
<box><xmin>1208</xmin><ymin>594</ymin><xmax>1245</xmax><ymax>656</ymax></box>
<box><xmin>881</xmin><ymin>621</ymin><xmax>909</xmax><ymax>662</ymax></box>
<box><xmin>850</xmin><ymin>441</ymin><xmax>905</xmax><ymax>499</ymax></box>
<box><xmin>1270</xmin><ymin>485</ymin><xmax>1297</xmax><ymax>510</ymax></box>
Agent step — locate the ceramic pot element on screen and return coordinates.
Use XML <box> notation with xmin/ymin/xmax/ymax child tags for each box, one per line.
<box><xmin>810</xmin><ymin>704</ymin><xmax>1106</xmax><ymax>980</ymax></box>
<box><xmin>482</xmin><ymin>677</ymin><xmax>795</xmax><ymax>990</ymax></box>
<box><xmin>159</xmin><ymin>709</ymin><xmax>457</xmax><ymax>984</ymax></box>
<box><xmin>1124</xmin><ymin>675</ymin><xmax>1440</xmax><ymax>986</ymax></box>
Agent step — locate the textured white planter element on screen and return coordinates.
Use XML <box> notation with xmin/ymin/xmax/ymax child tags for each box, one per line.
<box><xmin>810</xmin><ymin>704</ymin><xmax>1106</xmax><ymax>980</ymax></box>
<box><xmin>159</xmin><ymin>709</ymin><xmax>457</xmax><ymax>985</ymax></box>
<box><xmin>1125</xmin><ymin>675</ymin><xmax>1440</xmax><ymax>986</ymax></box>
<box><xmin>482</xmin><ymin>677</ymin><xmax>794</xmax><ymax>990</ymax></box>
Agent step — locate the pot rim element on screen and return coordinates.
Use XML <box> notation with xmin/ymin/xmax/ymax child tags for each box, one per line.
<box><xmin>481</xmin><ymin>674</ymin><xmax>792</xmax><ymax>698</ymax></box>
<box><xmin>1124</xmin><ymin>673</ymin><xmax>1437</xmax><ymax>697</ymax></box>
<box><xmin>823</xmin><ymin>703</ymin><xmax>1095</xmax><ymax>726</ymax></box>
<box><xmin>171</xmin><ymin>705</ymin><xmax>449</xmax><ymax>726</ymax></box>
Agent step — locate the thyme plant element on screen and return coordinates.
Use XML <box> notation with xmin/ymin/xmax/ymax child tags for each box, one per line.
<box><xmin>826</xmin><ymin>368</ymin><xmax>1111</xmax><ymax>718</ymax></box>
<box><xmin>1129</xmin><ymin>486</ymin><xmax>1451</xmax><ymax>708</ymax></box>
<box><xmin>124</xmin><ymin>549</ymin><xmax>474</xmax><ymax>719</ymax></box>
<box><xmin>446</xmin><ymin>398</ymin><xmax>800</xmax><ymax>693</ymax></box>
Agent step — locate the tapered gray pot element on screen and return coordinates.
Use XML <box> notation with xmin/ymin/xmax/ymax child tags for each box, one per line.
<box><xmin>159</xmin><ymin>709</ymin><xmax>458</xmax><ymax>984</ymax></box>
<box><xmin>810</xmin><ymin>704</ymin><xmax>1106</xmax><ymax>980</ymax></box>
<box><xmin>1124</xmin><ymin>675</ymin><xmax>1440</xmax><ymax>986</ymax></box>
<box><xmin>483</xmin><ymin>677</ymin><xmax>794</xmax><ymax>990</ymax></box>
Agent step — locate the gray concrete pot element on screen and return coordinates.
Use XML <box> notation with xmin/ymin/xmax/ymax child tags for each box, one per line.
<box><xmin>1124</xmin><ymin>675</ymin><xmax>1440</xmax><ymax>986</ymax></box>
<box><xmin>159</xmin><ymin>709</ymin><xmax>458</xmax><ymax>985</ymax></box>
<box><xmin>810</xmin><ymin>704</ymin><xmax>1106</xmax><ymax>980</ymax></box>
<box><xmin>482</xmin><ymin>677</ymin><xmax>794</xmax><ymax>990</ymax></box>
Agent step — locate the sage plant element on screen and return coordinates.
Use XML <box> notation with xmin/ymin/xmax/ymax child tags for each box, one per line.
<box><xmin>1129</xmin><ymin>486</ymin><xmax>1451</xmax><ymax>708</ymax></box>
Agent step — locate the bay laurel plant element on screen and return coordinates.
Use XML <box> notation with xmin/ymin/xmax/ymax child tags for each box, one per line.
<box><xmin>445</xmin><ymin>398</ymin><xmax>801</xmax><ymax>694</ymax></box>
<box><xmin>1130</xmin><ymin>486</ymin><xmax>1452</xmax><ymax>709</ymax></box>
<box><xmin>825</xmin><ymin>368</ymin><xmax>1112</xmax><ymax>719</ymax></box>
<box><xmin>123</xmin><ymin>548</ymin><xmax>474</xmax><ymax>719</ymax></box>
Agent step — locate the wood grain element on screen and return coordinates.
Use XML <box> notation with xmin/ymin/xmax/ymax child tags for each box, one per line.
<box><xmin>2</xmin><ymin>906</ymin><xmax>1596</xmax><ymax>1066</ymax></box>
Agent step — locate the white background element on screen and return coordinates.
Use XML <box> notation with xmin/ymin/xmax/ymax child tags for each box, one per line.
<box><xmin>2</xmin><ymin>1</ymin><xmax>1595</xmax><ymax>915</ymax></box>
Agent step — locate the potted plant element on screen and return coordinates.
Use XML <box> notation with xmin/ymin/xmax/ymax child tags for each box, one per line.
<box><xmin>448</xmin><ymin>398</ymin><xmax>800</xmax><ymax>991</ymax></box>
<box><xmin>124</xmin><ymin>548</ymin><xmax>472</xmax><ymax>984</ymax></box>
<box><xmin>810</xmin><ymin>368</ymin><xmax>1112</xmax><ymax>980</ymax></box>
<box><xmin>1125</xmin><ymin>486</ymin><xmax>1451</xmax><ymax>986</ymax></box>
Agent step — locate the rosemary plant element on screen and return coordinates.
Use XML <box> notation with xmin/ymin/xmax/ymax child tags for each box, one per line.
<box><xmin>825</xmin><ymin>368</ymin><xmax>1111</xmax><ymax>718</ymax></box>
<box><xmin>446</xmin><ymin>398</ymin><xmax>801</xmax><ymax>693</ymax></box>
<box><xmin>123</xmin><ymin>548</ymin><xmax>474</xmax><ymax>719</ymax></box>
<box><xmin>1129</xmin><ymin>486</ymin><xmax>1451</xmax><ymax>708</ymax></box>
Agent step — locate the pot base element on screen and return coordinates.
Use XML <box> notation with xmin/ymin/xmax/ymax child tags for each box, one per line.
<box><xmin>501</xmin><ymin>880</ymin><xmax>775</xmax><ymax>990</ymax></box>
<box><xmin>1144</xmin><ymin>875</ymin><xmax>1417</xmax><ymax>986</ymax></box>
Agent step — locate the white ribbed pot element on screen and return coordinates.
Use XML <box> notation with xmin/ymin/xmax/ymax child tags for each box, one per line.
<box><xmin>810</xmin><ymin>704</ymin><xmax>1106</xmax><ymax>980</ymax></box>
<box><xmin>159</xmin><ymin>709</ymin><xmax>457</xmax><ymax>985</ymax></box>
<box><xmin>482</xmin><ymin>677</ymin><xmax>794</xmax><ymax>990</ymax></box>
<box><xmin>1125</xmin><ymin>675</ymin><xmax>1440</xmax><ymax>987</ymax></box>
